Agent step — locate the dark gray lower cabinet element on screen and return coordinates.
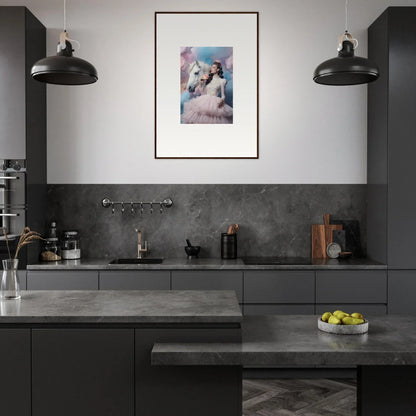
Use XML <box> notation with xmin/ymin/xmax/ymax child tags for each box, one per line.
<box><xmin>0</xmin><ymin>329</ymin><xmax>30</xmax><ymax>416</ymax></box>
<box><xmin>19</xmin><ymin>270</ymin><xmax>27</xmax><ymax>290</ymax></box>
<box><xmin>316</xmin><ymin>271</ymin><xmax>387</xmax><ymax>303</ymax></box>
<box><xmin>27</xmin><ymin>271</ymin><xmax>99</xmax><ymax>290</ymax></box>
<box><xmin>135</xmin><ymin>328</ymin><xmax>242</xmax><ymax>416</ymax></box>
<box><xmin>244</xmin><ymin>271</ymin><xmax>314</xmax><ymax>314</ymax></box>
<box><xmin>315</xmin><ymin>304</ymin><xmax>387</xmax><ymax>315</ymax></box>
<box><xmin>172</xmin><ymin>271</ymin><xmax>243</xmax><ymax>303</ymax></box>
<box><xmin>100</xmin><ymin>271</ymin><xmax>170</xmax><ymax>290</ymax></box>
<box><xmin>388</xmin><ymin>271</ymin><xmax>416</xmax><ymax>314</ymax></box>
<box><xmin>244</xmin><ymin>304</ymin><xmax>315</xmax><ymax>315</ymax></box>
<box><xmin>244</xmin><ymin>271</ymin><xmax>315</xmax><ymax>303</ymax></box>
<box><xmin>316</xmin><ymin>271</ymin><xmax>387</xmax><ymax>315</ymax></box>
<box><xmin>32</xmin><ymin>329</ymin><xmax>134</xmax><ymax>416</ymax></box>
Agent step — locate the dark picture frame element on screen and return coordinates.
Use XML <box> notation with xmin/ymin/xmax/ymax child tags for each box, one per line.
<box><xmin>155</xmin><ymin>11</ymin><xmax>259</xmax><ymax>159</ymax></box>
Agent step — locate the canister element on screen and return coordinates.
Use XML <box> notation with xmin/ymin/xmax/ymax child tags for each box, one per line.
<box><xmin>221</xmin><ymin>233</ymin><xmax>237</xmax><ymax>259</ymax></box>
<box><xmin>61</xmin><ymin>231</ymin><xmax>81</xmax><ymax>260</ymax></box>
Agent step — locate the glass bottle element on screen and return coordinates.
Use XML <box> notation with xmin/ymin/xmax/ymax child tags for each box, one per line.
<box><xmin>1</xmin><ymin>259</ymin><xmax>20</xmax><ymax>300</ymax></box>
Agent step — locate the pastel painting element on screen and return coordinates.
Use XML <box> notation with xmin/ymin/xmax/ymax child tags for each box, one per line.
<box><xmin>180</xmin><ymin>47</ymin><xmax>233</xmax><ymax>124</ymax></box>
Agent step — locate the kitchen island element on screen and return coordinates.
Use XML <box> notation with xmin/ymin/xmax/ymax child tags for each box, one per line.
<box><xmin>153</xmin><ymin>315</ymin><xmax>416</xmax><ymax>416</ymax></box>
<box><xmin>0</xmin><ymin>290</ymin><xmax>242</xmax><ymax>416</ymax></box>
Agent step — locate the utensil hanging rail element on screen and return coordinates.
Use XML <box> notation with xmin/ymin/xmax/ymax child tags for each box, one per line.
<box><xmin>101</xmin><ymin>197</ymin><xmax>173</xmax><ymax>215</ymax></box>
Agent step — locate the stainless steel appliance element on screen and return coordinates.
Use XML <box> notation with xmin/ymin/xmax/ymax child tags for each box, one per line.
<box><xmin>0</xmin><ymin>159</ymin><xmax>44</xmax><ymax>268</ymax></box>
<box><xmin>0</xmin><ymin>159</ymin><xmax>26</xmax><ymax>237</ymax></box>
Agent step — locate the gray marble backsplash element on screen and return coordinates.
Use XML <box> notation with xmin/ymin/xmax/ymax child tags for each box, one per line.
<box><xmin>47</xmin><ymin>185</ymin><xmax>366</xmax><ymax>259</ymax></box>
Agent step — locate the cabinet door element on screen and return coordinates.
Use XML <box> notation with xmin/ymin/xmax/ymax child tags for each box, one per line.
<box><xmin>27</xmin><ymin>271</ymin><xmax>99</xmax><ymax>290</ymax></box>
<box><xmin>387</xmin><ymin>9</ymin><xmax>416</xmax><ymax>269</ymax></box>
<box><xmin>136</xmin><ymin>328</ymin><xmax>241</xmax><ymax>416</ymax></box>
<box><xmin>32</xmin><ymin>329</ymin><xmax>134</xmax><ymax>416</ymax></box>
<box><xmin>171</xmin><ymin>271</ymin><xmax>243</xmax><ymax>302</ymax></box>
<box><xmin>100</xmin><ymin>271</ymin><xmax>170</xmax><ymax>290</ymax></box>
<box><xmin>244</xmin><ymin>304</ymin><xmax>314</xmax><ymax>315</ymax></box>
<box><xmin>0</xmin><ymin>8</ymin><xmax>25</xmax><ymax>158</ymax></box>
<box><xmin>19</xmin><ymin>270</ymin><xmax>27</xmax><ymax>290</ymax></box>
<box><xmin>388</xmin><ymin>271</ymin><xmax>416</xmax><ymax>314</ymax></box>
<box><xmin>244</xmin><ymin>271</ymin><xmax>315</xmax><ymax>303</ymax></box>
<box><xmin>316</xmin><ymin>271</ymin><xmax>387</xmax><ymax>303</ymax></box>
<box><xmin>0</xmin><ymin>329</ymin><xmax>30</xmax><ymax>416</ymax></box>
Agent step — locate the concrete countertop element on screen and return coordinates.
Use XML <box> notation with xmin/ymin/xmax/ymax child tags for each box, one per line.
<box><xmin>0</xmin><ymin>290</ymin><xmax>242</xmax><ymax>324</ymax></box>
<box><xmin>27</xmin><ymin>257</ymin><xmax>387</xmax><ymax>271</ymax></box>
<box><xmin>151</xmin><ymin>315</ymin><xmax>416</xmax><ymax>366</ymax></box>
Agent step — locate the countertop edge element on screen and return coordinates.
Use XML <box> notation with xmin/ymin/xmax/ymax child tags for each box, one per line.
<box><xmin>26</xmin><ymin>258</ymin><xmax>387</xmax><ymax>271</ymax></box>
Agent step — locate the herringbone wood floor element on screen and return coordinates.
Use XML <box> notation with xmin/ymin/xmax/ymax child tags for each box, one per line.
<box><xmin>243</xmin><ymin>379</ymin><xmax>356</xmax><ymax>416</ymax></box>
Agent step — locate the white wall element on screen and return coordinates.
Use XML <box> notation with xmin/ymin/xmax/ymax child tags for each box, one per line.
<box><xmin>1</xmin><ymin>0</ymin><xmax>416</xmax><ymax>184</ymax></box>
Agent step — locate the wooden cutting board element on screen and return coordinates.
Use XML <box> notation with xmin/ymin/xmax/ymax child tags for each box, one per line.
<box><xmin>311</xmin><ymin>214</ymin><xmax>343</xmax><ymax>258</ymax></box>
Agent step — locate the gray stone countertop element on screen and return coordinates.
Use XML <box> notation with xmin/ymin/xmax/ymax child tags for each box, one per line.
<box><xmin>151</xmin><ymin>315</ymin><xmax>416</xmax><ymax>366</ymax></box>
<box><xmin>0</xmin><ymin>290</ymin><xmax>242</xmax><ymax>324</ymax></box>
<box><xmin>27</xmin><ymin>257</ymin><xmax>386</xmax><ymax>270</ymax></box>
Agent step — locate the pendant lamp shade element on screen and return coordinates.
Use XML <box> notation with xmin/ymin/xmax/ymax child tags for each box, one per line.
<box><xmin>31</xmin><ymin>41</ymin><xmax>97</xmax><ymax>85</ymax></box>
<box><xmin>313</xmin><ymin>40</ymin><xmax>379</xmax><ymax>86</ymax></box>
<box><xmin>313</xmin><ymin>0</ymin><xmax>379</xmax><ymax>86</ymax></box>
<box><xmin>31</xmin><ymin>0</ymin><xmax>98</xmax><ymax>85</ymax></box>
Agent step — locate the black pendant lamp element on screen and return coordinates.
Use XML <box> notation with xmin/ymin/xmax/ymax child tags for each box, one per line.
<box><xmin>313</xmin><ymin>0</ymin><xmax>379</xmax><ymax>86</ymax></box>
<box><xmin>31</xmin><ymin>0</ymin><xmax>97</xmax><ymax>85</ymax></box>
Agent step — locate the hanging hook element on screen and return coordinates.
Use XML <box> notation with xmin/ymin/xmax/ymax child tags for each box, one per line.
<box><xmin>337</xmin><ymin>31</ymin><xmax>358</xmax><ymax>51</ymax></box>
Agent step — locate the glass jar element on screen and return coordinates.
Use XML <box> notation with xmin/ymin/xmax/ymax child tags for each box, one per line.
<box><xmin>61</xmin><ymin>231</ymin><xmax>81</xmax><ymax>260</ymax></box>
<box><xmin>40</xmin><ymin>237</ymin><xmax>61</xmax><ymax>262</ymax></box>
<box><xmin>1</xmin><ymin>259</ymin><xmax>20</xmax><ymax>300</ymax></box>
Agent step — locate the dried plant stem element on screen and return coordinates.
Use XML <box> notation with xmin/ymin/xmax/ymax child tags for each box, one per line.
<box><xmin>14</xmin><ymin>227</ymin><xmax>43</xmax><ymax>260</ymax></box>
<box><xmin>2</xmin><ymin>227</ymin><xmax>12</xmax><ymax>262</ymax></box>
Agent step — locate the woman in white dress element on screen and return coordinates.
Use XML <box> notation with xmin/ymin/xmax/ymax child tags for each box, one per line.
<box><xmin>181</xmin><ymin>60</ymin><xmax>233</xmax><ymax>124</ymax></box>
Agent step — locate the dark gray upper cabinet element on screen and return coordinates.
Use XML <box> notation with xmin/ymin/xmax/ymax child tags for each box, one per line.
<box><xmin>368</xmin><ymin>7</ymin><xmax>416</xmax><ymax>268</ymax></box>
<box><xmin>0</xmin><ymin>7</ymin><xmax>46</xmax><ymax>160</ymax></box>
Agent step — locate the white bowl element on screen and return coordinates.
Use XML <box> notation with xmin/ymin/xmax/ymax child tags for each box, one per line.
<box><xmin>317</xmin><ymin>318</ymin><xmax>369</xmax><ymax>334</ymax></box>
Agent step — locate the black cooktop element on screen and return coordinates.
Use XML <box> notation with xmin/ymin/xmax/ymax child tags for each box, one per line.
<box><xmin>242</xmin><ymin>257</ymin><xmax>312</xmax><ymax>265</ymax></box>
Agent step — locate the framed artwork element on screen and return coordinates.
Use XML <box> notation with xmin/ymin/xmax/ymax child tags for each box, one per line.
<box><xmin>155</xmin><ymin>12</ymin><xmax>259</xmax><ymax>159</ymax></box>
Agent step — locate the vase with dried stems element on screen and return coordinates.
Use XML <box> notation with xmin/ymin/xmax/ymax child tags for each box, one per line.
<box><xmin>2</xmin><ymin>227</ymin><xmax>42</xmax><ymax>300</ymax></box>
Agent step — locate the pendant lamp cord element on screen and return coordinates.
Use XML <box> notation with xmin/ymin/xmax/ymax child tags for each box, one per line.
<box><xmin>63</xmin><ymin>0</ymin><xmax>67</xmax><ymax>32</ymax></box>
<box><xmin>337</xmin><ymin>0</ymin><xmax>358</xmax><ymax>50</ymax></box>
<box><xmin>59</xmin><ymin>0</ymin><xmax>81</xmax><ymax>52</ymax></box>
<box><xmin>345</xmin><ymin>0</ymin><xmax>348</xmax><ymax>32</ymax></box>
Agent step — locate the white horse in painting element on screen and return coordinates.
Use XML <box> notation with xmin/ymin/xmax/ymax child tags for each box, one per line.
<box><xmin>186</xmin><ymin>60</ymin><xmax>211</xmax><ymax>93</ymax></box>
